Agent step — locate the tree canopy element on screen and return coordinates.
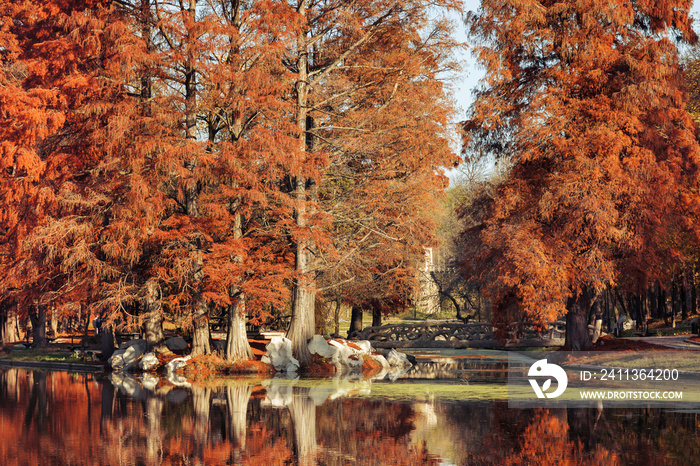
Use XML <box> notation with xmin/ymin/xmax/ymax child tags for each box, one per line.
<box><xmin>0</xmin><ymin>0</ymin><xmax>461</xmax><ymax>357</ymax></box>
<box><xmin>460</xmin><ymin>0</ymin><xmax>700</xmax><ymax>349</ymax></box>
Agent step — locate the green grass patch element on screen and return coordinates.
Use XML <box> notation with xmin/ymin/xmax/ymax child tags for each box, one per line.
<box><xmin>2</xmin><ymin>348</ymin><xmax>99</xmax><ymax>364</ymax></box>
<box><xmin>654</xmin><ymin>326</ymin><xmax>693</xmax><ymax>336</ymax></box>
<box><xmin>564</xmin><ymin>350</ymin><xmax>700</xmax><ymax>373</ymax></box>
<box><xmin>621</xmin><ymin>326</ymin><xmax>693</xmax><ymax>337</ymax></box>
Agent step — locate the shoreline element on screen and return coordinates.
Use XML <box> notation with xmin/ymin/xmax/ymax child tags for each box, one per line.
<box><xmin>0</xmin><ymin>358</ymin><xmax>104</xmax><ymax>373</ymax></box>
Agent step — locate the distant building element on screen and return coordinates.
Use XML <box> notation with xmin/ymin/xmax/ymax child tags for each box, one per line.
<box><xmin>415</xmin><ymin>247</ymin><xmax>454</xmax><ymax>314</ymax></box>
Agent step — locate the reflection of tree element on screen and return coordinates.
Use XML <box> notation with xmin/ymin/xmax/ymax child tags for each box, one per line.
<box><xmin>145</xmin><ymin>397</ymin><xmax>164</xmax><ymax>463</ymax></box>
<box><xmin>7</xmin><ymin>369</ymin><xmax>700</xmax><ymax>465</ymax></box>
<box><xmin>191</xmin><ymin>385</ymin><xmax>211</xmax><ymax>460</ymax></box>
<box><xmin>100</xmin><ymin>382</ymin><xmax>115</xmax><ymax>428</ymax></box>
<box><xmin>314</xmin><ymin>398</ymin><xmax>435</xmax><ymax>464</ymax></box>
<box><xmin>226</xmin><ymin>384</ymin><xmax>252</xmax><ymax>462</ymax></box>
<box><xmin>288</xmin><ymin>387</ymin><xmax>317</xmax><ymax>464</ymax></box>
<box><xmin>24</xmin><ymin>371</ymin><xmax>48</xmax><ymax>433</ymax></box>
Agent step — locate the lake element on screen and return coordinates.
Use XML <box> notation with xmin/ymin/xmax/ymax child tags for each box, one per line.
<box><xmin>1</xmin><ymin>352</ymin><xmax>699</xmax><ymax>465</ymax></box>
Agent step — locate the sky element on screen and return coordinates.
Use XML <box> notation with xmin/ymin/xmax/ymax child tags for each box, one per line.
<box><xmin>446</xmin><ymin>1</ymin><xmax>700</xmax><ymax>183</ymax></box>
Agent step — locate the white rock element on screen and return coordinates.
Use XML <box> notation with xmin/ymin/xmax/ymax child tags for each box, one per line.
<box><xmin>386</xmin><ymin>349</ymin><xmax>412</xmax><ymax>368</ymax></box>
<box><xmin>354</xmin><ymin>340</ymin><xmax>372</xmax><ymax>354</ymax></box>
<box><xmin>286</xmin><ymin>362</ymin><xmax>299</xmax><ymax>373</ymax></box>
<box><xmin>165</xmin><ymin>356</ymin><xmax>191</xmax><ymax>374</ymax></box>
<box><xmin>308</xmin><ymin>335</ymin><xmax>336</xmax><ymax>358</ymax></box>
<box><xmin>371</xmin><ymin>354</ymin><xmax>390</xmax><ymax>369</ymax></box>
<box><xmin>121</xmin><ymin>345</ymin><xmax>145</xmax><ymax>370</ymax></box>
<box><xmin>346</xmin><ymin>353</ymin><xmax>364</xmax><ymax>368</ymax></box>
<box><xmin>108</xmin><ymin>351</ymin><xmax>125</xmax><ymax>369</ymax></box>
<box><xmin>139</xmin><ymin>352</ymin><xmax>160</xmax><ymax>371</ymax></box>
<box><xmin>265</xmin><ymin>336</ymin><xmax>296</xmax><ymax>372</ymax></box>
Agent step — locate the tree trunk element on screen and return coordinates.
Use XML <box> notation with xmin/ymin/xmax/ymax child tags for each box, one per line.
<box><xmin>288</xmin><ymin>5</ymin><xmax>314</xmax><ymax>365</ymax></box>
<box><xmin>143</xmin><ymin>281</ymin><xmax>165</xmax><ymax>350</ymax></box>
<box><xmin>49</xmin><ymin>306</ymin><xmax>57</xmax><ymax>338</ymax></box>
<box><xmin>182</xmin><ymin>0</ymin><xmax>209</xmax><ymax>358</ymax></box>
<box><xmin>681</xmin><ymin>275</ymin><xmax>689</xmax><ymax>321</ymax></box>
<box><xmin>226</xmin><ymin>297</ymin><xmax>253</xmax><ymax>361</ymax></box>
<box><xmin>81</xmin><ymin>304</ymin><xmax>91</xmax><ymax>347</ymax></box>
<box><xmin>692</xmin><ymin>267</ymin><xmax>698</xmax><ymax>315</ymax></box>
<box><xmin>671</xmin><ymin>279</ymin><xmax>678</xmax><ymax>328</ymax></box>
<box><xmin>348</xmin><ymin>306</ymin><xmax>363</xmax><ymax>338</ymax></box>
<box><xmin>191</xmin><ymin>300</ymin><xmax>211</xmax><ymax>356</ymax></box>
<box><xmin>29</xmin><ymin>304</ymin><xmax>47</xmax><ymax>348</ymax></box>
<box><xmin>372</xmin><ymin>308</ymin><xmax>382</xmax><ymax>327</ymax></box>
<box><xmin>659</xmin><ymin>284</ymin><xmax>668</xmax><ymax>326</ymax></box>
<box><xmin>100</xmin><ymin>325</ymin><xmax>116</xmax><ymax>360</ymax></box>
<box><xmin>590</xmin><ymin>300</ymin><xmax>603</xmax><ymax>344</ymax></box>
<box><xmin>226</xmin><ymin>209</ymin><xmax>252</xmax><ymax>361</ymax></box>
<box><xmin>565</xmin><ymin>289</ymin><xmax>596</xmax><ymax>351</ymax></box>
<box><xmin>333</xmin><ymin>300</ymin><xmax>340</xmax><ymax>336</ymax></box>
<box><xmin>649</xmin><ymin>285</ymin><xmax>658</xmax><ymax>319</ymax></box>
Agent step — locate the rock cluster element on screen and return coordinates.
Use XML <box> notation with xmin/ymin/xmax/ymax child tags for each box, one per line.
<box><xmin>107</xmin><ymin>337</ymin><xmax>189</xmax><ymax>372</ymax></box>
<box><xmin>261</xmin><ymin>334</ymin><xmax>409</xmax><ymax>377</ymax></box>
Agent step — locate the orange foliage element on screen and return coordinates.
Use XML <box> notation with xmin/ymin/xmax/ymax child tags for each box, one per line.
<box><xmin>461</xmin><ymin>0</ymin><xmax>700</xmax><ymax>349</ymax></box>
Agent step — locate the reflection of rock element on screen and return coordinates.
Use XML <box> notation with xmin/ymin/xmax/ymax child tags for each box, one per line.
<box><xmin>165</xmin><ymin>336</ymin><xmax>189</xmax><ymax>353</ymax></box>
<box><xmin>386</xmin><ymin>349</ymin><xmax>412</xmax><ymax>368</ymax></box>
<box><xmin>371</xmin><ymin>354</ymin><xmax>390</xmax><ymax>369</ymax></box>
<box><xmin>165</xmin><ymin>355</ymin><xmax>191</xmax><ymax>374</ymax></box>
<box><xmin>141</xmin><ymin>374</ymin><xmax>159</xmax><ymax>392</ymax></box>
<box><xmin>139</xmin><ymin>352</ymin><xmax>160</xmax><ymax>371</ymax></box>
<box><xmin>165</xmin><ymin>388</ymin><xmax>189</xmax><ymax>404</ymax></box>
<box><xmin>415</xmin><ymin>402</ymin><xmax>438</xmax><ymax>428</ymax></box>
<box><xmin>109</xmin><ymin>372</ymin><xmax>146</xmax><ymax>399</ymax></box>
<box><xmin>262</xmin><ymin>381</ymin><xmax>294</xmax><ymax>407</ymax></box>
<box><xmin>166</xmin><ymin>372</ymin><xmax>191</xmax><ymax>387</ymax></box>
<box><xmin>386</xmin><ymin>366</ymin><xmax>411</xmax><ymax>382</ymax></box>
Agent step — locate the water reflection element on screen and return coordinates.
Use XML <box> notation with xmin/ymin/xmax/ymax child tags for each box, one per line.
<box><xmin>1</xmin><ymin>367</ymin><xmax>699</xmax><ymax>465</ymax></box>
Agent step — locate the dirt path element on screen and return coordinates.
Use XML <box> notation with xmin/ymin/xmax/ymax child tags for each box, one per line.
<box><xmin>625</xmin><ymin>335</ymin><xmax>700</xmax><ymax>350</ymax></box>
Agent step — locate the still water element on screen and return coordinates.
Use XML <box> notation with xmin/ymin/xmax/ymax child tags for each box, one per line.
<box><xmin>1</xmin><ymin>356</ymin><xmax>699</xmax><ymax>465</ymax></box>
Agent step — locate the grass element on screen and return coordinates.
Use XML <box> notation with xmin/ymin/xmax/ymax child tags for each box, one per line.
<box><xmin>563</xmin><ymin>350</ymin><xmax>700</xmax><ymax>372</ymax></box>
<box><xmin>620</xmin><ymin>326</ymin><xmax>693</xmax><ymax>337</ymax></box>
<box><xmin>1</xmin><ymin>347</ymin><xmax>102</xmax><ymax>364</ymax></box>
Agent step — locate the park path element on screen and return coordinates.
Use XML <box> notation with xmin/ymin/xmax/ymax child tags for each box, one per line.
<box><xmin>626</xmin><ymin>335</ymin><xmax>700</xmax><ymax>350</ymax></box>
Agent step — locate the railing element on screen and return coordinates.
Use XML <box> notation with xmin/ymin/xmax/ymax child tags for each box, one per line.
<box><xmin>353</xmin><ymin>322</ymin><xmax>495</xmax><ymax>342</ymax></box>
<box><xmin>350</xmin><ymin>320</ymin><xmax>566</xmax><ymax>348</ymax></box>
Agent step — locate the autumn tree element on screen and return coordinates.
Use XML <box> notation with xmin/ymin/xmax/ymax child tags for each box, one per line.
<box><xmin>461</xmin><ymin>0</ymin><xmax>700</xmax><ymax>349</ymax></box>
<box><xmin>0</xmin><ymin>0</ymin><xmax>161</xmax><ymax>347</ymax></box>
<box><xmin>284</xmin><ymin>0</ymin><xmax>462</xmax><ymax>362</ymax></box>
